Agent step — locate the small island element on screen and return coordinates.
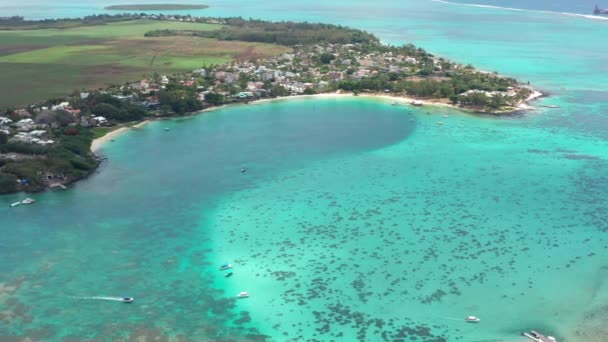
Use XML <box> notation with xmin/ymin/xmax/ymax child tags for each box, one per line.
<box><xmin>105</xmin><ymin>4</ymin><xmax>209</xmax><ymax>11</ymax></box>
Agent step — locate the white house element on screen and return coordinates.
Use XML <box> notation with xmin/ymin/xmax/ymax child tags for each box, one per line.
<box><xmin>51</xmin><ymin>102</ymin><xmax>70</xmax><ymax>111</ymax></box>
<box><xmin>93</xmin><ymin>116</ymin><xmax>107</xmax><ymax>125</ymax></box>
<box><xmin>0</xmin><ymin>116</ymin><xmax>12</xmax><ymax>125</ymax></box>
<box><xmin>16</xmin><ymin>118</ymin><xmax>35</xmax><ymax>131</ymax></box>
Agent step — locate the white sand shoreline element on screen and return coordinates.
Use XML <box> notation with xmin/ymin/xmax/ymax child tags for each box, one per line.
<box><xmin>90</xmin><ymin>120</ymin><xmax>151</xmax><ymax>153</ymax></box>
<box><xmin>90</xmin><ymin>91</ymin><xmax>542</xmax><ymax>152</ymax></box>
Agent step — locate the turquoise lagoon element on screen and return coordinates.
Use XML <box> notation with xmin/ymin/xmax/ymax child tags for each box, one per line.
<box><xmin>1</xmin><ymin>0</ymin><xmax>608</xmax><ymax>341</ymax></box>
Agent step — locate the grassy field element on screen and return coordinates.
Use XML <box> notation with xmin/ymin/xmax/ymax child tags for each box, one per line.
<box><xmin>0</xmin><ymin>20</ymin><xmax>290</xmax><ymax>108</ymax></box>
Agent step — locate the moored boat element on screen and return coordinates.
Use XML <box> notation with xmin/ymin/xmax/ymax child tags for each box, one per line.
<box><xmin>522</xmin><ymin>330</ymin><xmax>557</xmax><ymax>342</ymax></box>
<box><xmin>225</xmin><ymin>271</ymin><xmax>233</xmax><ymax>278</ymax></box>
<box><xmin>412</xmin><ymin>100</ymin><xmax>424</xmax><ymax>106</ymax></box>
<box><xmin>220</xmin><ymin>263</ymin><xmax>232</xmax><ymax>270</ymax></box>
<box><xmin>465</xmin><ymin>316</ymin><xmax>480</xmax><ymax>323</ymax></box>
<box><xmin>237</xmin><ymin>291</ymin><xmax>249</xmax><ymax>298</ymax></box>
<box><xmin>21</xmin><ymin>198</ymin><xmax>35</xmax><ymax>205</ymax></box>
<box><xmin>10</xmin><ymin>202</ymin><xmax>21</xmax><ymax>207</ymax></box>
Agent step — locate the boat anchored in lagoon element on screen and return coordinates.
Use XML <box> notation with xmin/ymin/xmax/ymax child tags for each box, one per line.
<box><xmin>237</xmin><ymin>292</ymin><xmax>249</xmax><ymax>298</ymax></box>
<box><xmin>465</xmin><ymin>316</ymin><xmax>480</xmax><ymax>323</ymax></box>
<box><xmin>523</xmin><ymin>330</ymin><xmax>557</xmax><ymax>342</ymax></box>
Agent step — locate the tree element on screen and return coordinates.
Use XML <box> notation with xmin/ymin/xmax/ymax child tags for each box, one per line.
<box><xmin>0</xmin><ymin>132</ymin><xmax>7</xmax><ymax>145</ymax></box>
<box><xmin>303</xmin><ymin>88</ymin><xmax>317</xmax><ymax>95</ymax></box>
<box><xmin>203</xmin><ymin>93</ymin><xmax>224</xmax><ymax>106</ymax></box>
<box><xmin>0</xmin><ymin>172</ymin><xmax>18</xmax><ymax>194</ymax></box>
<box><xmin>319</xmin><ymin>52</ymin><xmax>335</xmax><ymax>65</ymax></box>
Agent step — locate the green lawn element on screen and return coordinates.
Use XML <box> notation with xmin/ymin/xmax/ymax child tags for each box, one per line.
<box><xmin>91</xmin><ymin>127</ymin><xmax>114</xmax><ymax>139</ymax></box>
<box><xmin>0</xmin><ymin>20</ymin><xmax>289</xmax><ymax>108</ymax></box>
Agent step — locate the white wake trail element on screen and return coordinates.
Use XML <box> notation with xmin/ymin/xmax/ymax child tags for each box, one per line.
<box><xmin>71</xmin><ymin>296</ymin><xmax>126</xmax><ymax>302</ymax></box>
<box><xmin>431</xmin><ymin>0</ymin><xmax>608</xmax><ymax>21</ymax></box>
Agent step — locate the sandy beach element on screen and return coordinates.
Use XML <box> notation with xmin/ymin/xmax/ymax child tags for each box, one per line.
<box><xmin>90</xmin><ymin>120</ymin><xmax>150</xmax><ymax>153</ymax></box>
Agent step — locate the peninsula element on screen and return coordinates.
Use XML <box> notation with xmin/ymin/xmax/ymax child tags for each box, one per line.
<box><xmin>0</xmin><ymin>15</ymin><xmax>540</xmax><ymax>194</ymax></box>
<box><xmin>105</xmin><ymin>4</ymin><xmax>209</xmax><ymax>11</ymax></box>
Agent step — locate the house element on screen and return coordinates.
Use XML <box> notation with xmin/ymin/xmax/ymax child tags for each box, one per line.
<box><xmin>0</xmin><ymin>116</ymin><xmax>12</xmax><ymax>125</ymax></box>
<box><xmin>80</xmin><ymin>92</ymin><xmax>90</xmax><ymax>99</ymax></box>
<box><xmin>236</xmin><ymin>92</ymin><xmax>254</xmax><ymax>99</ymax></box>
<box><xmin>16</xmin><ymin>118</ymin><xmax>35</xmax><ymax>131</ymax></box>
<box><xmin>93</xmin><ymin>116</ymin><xmax>108</xmax><ymax>125</ymax></box>
<box><xmin>161</xmin><ymin>75</ymin><xmax>170</xmax><ymax>84</ymax></box>
<box><xmin>12</xmin><ymin>109</ymin><xmax>31</xmax><ymax>118</ymax></box>
<box><xmin>51</xmin><ymin>102</ymin><xmax>69</xmax><ymax>111</ymax></box>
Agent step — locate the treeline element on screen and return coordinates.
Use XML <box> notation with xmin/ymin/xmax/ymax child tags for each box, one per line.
<box><xmin>337</xmin><ymin>71</ymin><xmax>521</xmax><ymax>109</ymax></box>
<box><xmin>80</xmin><ymin>93</ymin><xmax>147</xmax><ymax>122</ymax></box>
<box><xmin>0</xmin><ymin>13</ymin><xmax>147</xmax><ymax>30</ymax></box>
<box><xmin>145</xmin><ymin>18</ymin><xmax>379</xmax><ymax>46</ymax></box>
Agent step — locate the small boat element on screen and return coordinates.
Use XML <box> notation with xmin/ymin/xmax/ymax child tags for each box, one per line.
<box><xmin>21</xmin><ymin>198</ymin><xmax>35</xmax><ymax>205</ymax></box>
<box><xmin>437</xmin><ymin>121</ymin><xmax>444</xmax><ymax>125</ymax></box>
<box><xmin>237</xmin><ymin>292</ymin><xmax>249</xmax><ymax>298</ymax></box>
<box><xmin>122</xmin><ymin>297</ymin><xmax>134</xmax><ymax>303</ymax></box>
<box><xmin>225</xmin><ymin>271</ymin><xmax>234</xmax><ymax>278</ymax></box>
<box><xmin>219</xmin><ymin>264</ymin><xmax>232</xmax><ymax>270</ymax></box>
<box><xmin>465</xmin><ymin>316</ymin><xmax>480</xmax><ymax>323</ymax></box>
<box><xmin>165</xmin><ymin>128</ymin><xmax>170</xmax><ymax>131</ymax></box>
<box><xmin>391</xmin><ymin>102</ymin><xmax>400</xmax><ymax>106</ymax></box>
<box><xmin>10</xmin><ymin>202</ymin><xmax>21</xmax><ymax>207</ymax></box>
<box><xmin>442</xmin><ymin>115</ymin><xmax>449</xmax><ymax>118</ymax></box>
<box><xmin>412</xmin><ymin>100</ymin><xmax>424</xmax><ymax>106</ymax></box>
<box><xmin>523</xmin><ymin>330</ymin><xmax>557</xmax><ymax>342</ymax></box>
<box><xmin>240</xmin><ymin>167</ymin><xmax>247</xmax><ymax>173</ymax></box>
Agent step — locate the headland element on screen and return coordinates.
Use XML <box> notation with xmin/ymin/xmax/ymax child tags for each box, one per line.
<box><xmin>0</xmin><ymin>14</ymin><xmax>542</xmax><ymax>194</ymax></box>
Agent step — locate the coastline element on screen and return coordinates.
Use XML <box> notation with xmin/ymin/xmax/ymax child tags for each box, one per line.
<box><xmin>89</xmin><ymin>91</ymin><xmax>544</xmax><ymax>152</ymax></box>
<box><xmin>91</xmin><ymin>120</ymin><xmax>150</xmax><ymax>153</ymax></box>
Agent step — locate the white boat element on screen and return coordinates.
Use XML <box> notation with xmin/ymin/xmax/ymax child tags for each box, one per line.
<box><xmin>21</xmin><ymin>198</ymin><xmax>35</xmax><ymax>205</ymax></box>
<box><xmin>122</xmin><ymin>297</ymin><xmax>134</xmax><ymax>303</ymax></box>
<box><xmin>465</xmin><ymin>316</ymin><xmax>480</xmax><ymax>323</ymax></box>
<box><xmin>523</xmin><ymin>331</ymin><xmax>557</xmax><ymax>342</ymax></box>
<box><xmin>10</xmin><ymin>202</ymin><xmax>21</xmax><ymax>207</ymax></box>
<box><xmin>219</xmin><ymin>264</ymin><xmax>232</xmax><ymax>270</ymax></box>
<box><xmin>237</xmin><ymin>292</ymin><xmax>249</xmax><ymax>298</ymax></box>
<box><xmin>412</xmin><ymin>100</ymin><xmax>424</xmax><ymax>106</ymax></box>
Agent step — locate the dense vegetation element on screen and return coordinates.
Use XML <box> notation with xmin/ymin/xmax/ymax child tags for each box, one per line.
<box><xmin>0</xmin><ymin>126</ymin><xmax>97</xmax><ymax>193</ymax></box>
<box><xmin>145</xmin><ymin>18</ymin><xmax>380</xmax><ymax>46</ymax></box>
<box><xmin>0</xmin><ymin>14</ymin><xmax>145</xmax><ymax>30</ymax></box>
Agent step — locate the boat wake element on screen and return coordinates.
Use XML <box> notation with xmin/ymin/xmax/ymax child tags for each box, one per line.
<box><xmin>431</xmin><ymin>0</ymin><xmax>608</xmax><ymax>21</ymax></box>
<box><xmin>71</xmin><ymin>296</ymin><xmax>128</xmax><ymax>302</ymax></box>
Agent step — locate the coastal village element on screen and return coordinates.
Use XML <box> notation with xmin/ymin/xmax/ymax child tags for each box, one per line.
<box><xmin>0</xmin><ymin>42</ymin><xmax>535</xmax><ymax>142</ymax></box>
<box><xmin>0</xmin><ymin>16</ymin><xmax>538</xmax><ymax>194</ymax></box>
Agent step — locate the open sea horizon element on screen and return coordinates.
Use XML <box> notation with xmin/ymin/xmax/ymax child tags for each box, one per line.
<box><xmin>1</xmin><ymin>1</ymin><xmax>608</xmax><ymax>341</ymax></box>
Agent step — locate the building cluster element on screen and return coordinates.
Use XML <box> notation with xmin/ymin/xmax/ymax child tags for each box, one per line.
<box><xmin>0</xmin><ymin>42</ymin><xmax>531</xmax><ymax>147</ymax></box>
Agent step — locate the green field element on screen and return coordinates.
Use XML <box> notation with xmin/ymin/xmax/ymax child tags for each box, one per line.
<box><xmin>0</xmin><ymin>20</ymin><xmax>289</xmax><ymax>108</ymax></box>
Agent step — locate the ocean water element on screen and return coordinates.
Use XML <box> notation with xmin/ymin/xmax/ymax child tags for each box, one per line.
<box><xmin>1</xmin><ymin>1</ymin><xmax>608</xmax><ymax>341</ymax></box>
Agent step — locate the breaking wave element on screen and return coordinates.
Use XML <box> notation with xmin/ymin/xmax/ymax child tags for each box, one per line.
<box><xmin>431</xmin><ymin>0</ymin><xmax>608</xmax><ymax>21</ymax></box>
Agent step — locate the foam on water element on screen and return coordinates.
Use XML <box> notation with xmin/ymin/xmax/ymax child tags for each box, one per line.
<box><xmin>432</xmin><ymin>0</ymin><xmax>608</xmax><ymax>21</ymax></box>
